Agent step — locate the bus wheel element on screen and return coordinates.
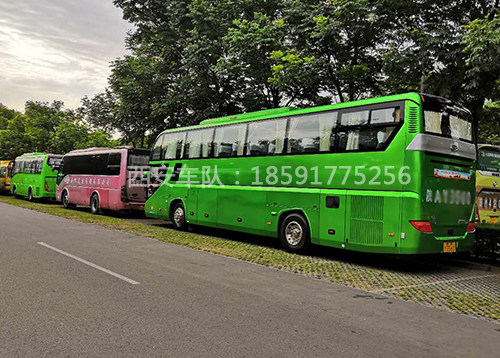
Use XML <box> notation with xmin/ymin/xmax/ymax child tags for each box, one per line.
<box><xmin>90</xmin><ymin>194</ymin><xmax>100</xmax><ymax>215</ymax></box>
<box><xmin>280</xmin><ymin>213</ymin><xmax>311</xmax><ymax>253</ymax></box>
<box><xmin>171</xmin><ymin>202</ymin><xmax>187</xmax><ymax>231</ymax></box>
<box><xmin>62</xmin><ymin>190</ymin><xmax>74</xmax><ymax>209</ymax></box>
<box><xmin>28</xmin><ymin>188</ymin><xmax>36</xmax><ymax>202</ymax></box>
<box><xmin>13</xmin><ymin>186</ymin><xmax>19</xmax><ymax>199</ymax></box>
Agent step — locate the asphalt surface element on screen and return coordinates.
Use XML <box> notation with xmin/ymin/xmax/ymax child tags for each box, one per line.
<box><xmin>0</xmin><ymin>203</ymin><xmax>499</xmax><ymax>358</ymax></box>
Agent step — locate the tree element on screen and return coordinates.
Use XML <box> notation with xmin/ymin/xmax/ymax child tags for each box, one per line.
<box><xmin>0</xmin><ymin>104</ymin><xmax>18</xmax><ymax>130</ymax></box>
<box><xmin>103</xmin><ymin>0</ymin><xmax>500</xmax><ymax>144</ymax></box>
<box><xmin>0</xmin><ymin>102</ymin><xmax>115</xmax><ymax>160</ymax></box>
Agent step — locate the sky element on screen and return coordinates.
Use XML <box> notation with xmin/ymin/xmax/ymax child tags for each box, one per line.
<box><xmin>0</xmin><ymin>0</ymin><xmax>131</xmax><ymax>112</ymax></box>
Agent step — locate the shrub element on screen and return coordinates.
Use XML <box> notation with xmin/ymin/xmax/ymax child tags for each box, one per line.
<box><xmin>475</xmin><ymin>225</ymin><xmax>500</xmax><ymax>264</ymax></box>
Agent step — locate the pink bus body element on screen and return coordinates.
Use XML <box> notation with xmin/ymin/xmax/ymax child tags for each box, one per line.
<box><xmin>56</xmin><ymin>147</ymin><xmax>149</xmax><ymax>212</ymax></box>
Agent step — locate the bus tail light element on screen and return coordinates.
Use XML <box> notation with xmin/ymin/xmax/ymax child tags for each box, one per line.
<box><xmin>44</xmin><ymin>181</ymin><xmax>49</xmax><ymax>192</ymax></box>
<box><xmin>409</xmin><ymin>220</ymin><xmax>433</xmax><ymax>233</ymax></box>
<box><xmin>466</xmin><ymin>222</ymin><xmax>476</xmax><ymax>233</ymax></box>
<box><xmin>121</xmin><ymin>185</ymin><xmax>128</xmax><ymax>202</ymax></box>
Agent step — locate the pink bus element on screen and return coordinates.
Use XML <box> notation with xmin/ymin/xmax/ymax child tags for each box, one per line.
<box><xmin>56</xmin><ymin>147</ymin><xmax>150</xmax><ymax>214</ymax></box>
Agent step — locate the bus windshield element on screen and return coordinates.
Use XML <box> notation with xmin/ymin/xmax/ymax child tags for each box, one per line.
<box><xmin>424</xmin><ymin>106</ymin><xmax>473</xmax><ymax>143</ymax></box>
<box><xmin>478</xmin><ymin>147</ymin><xmax>500</xmax><ymax>173</ymax></box>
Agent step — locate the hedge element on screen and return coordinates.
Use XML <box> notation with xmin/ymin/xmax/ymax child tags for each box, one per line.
<box><xmin>475</xmin><ymin>224</ymin><xmax>500</xmax><ymax>264</ymax></box>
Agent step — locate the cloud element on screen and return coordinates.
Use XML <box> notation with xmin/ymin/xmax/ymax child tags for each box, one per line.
<box><xmin>0</xmin><ymin>0</ymin><xmax>131</xmax><ymax>111</ymax></box>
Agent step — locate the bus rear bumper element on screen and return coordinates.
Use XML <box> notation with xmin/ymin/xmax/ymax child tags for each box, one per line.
<box><xmin>398</xmin><ymin>232</ymin><xmax>475</xmax><ymax>255</ymax></box>
<box><xmin>127</xmin><ymin>202</ymin><xmax>146</xmax><ymax>211</ymax></box>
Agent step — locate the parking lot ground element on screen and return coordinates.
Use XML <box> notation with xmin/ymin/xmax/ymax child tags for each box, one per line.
<box><xmin>1</xmin><ymin>196</ymin><xmax>499</xmax><ymax>323</ymax></box>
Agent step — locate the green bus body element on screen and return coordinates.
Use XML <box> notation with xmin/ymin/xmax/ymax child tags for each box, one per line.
<box><xmin>11</xmin><ymin>153</ymin><xmax>62</xmax><ymax>200</ymax></box>
<box><xmin>145</xmin><ymin>93</ymin><xmax>476</xmax><ymax>254</ymax></box>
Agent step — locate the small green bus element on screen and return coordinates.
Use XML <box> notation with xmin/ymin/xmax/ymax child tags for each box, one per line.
<box><xmin>145</xmin><ymin>93</ymin><xmax>476</xmax><ymax>254</ymax></box>
<box><xmin>11</xmin><ymin>153</ymin><xmax>63</xmax><ymax>201</ymax></box>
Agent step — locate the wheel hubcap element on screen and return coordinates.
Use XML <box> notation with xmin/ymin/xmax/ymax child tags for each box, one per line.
<box><xmin>173</xmin><ymin>207</ymin><xmax>184</xmax><ymax>226</ymax></box>
<box><xmin>63</xmin><ymin>193</ymin><xmax>68</xmax><ymax>206</ymax></box>
<box><xmin>285</xmin><ymin>221</ymin><xmax>303</xmax><ymax>246</ymax></box>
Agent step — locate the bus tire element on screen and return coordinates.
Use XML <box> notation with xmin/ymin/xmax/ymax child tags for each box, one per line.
<box><xmin>13</xmin><ymin>186</ymin><xmax>19</xmax><ymax>199</ymax></box>
<box><xmin>279</xmin><ymin>213</ymin><xmax>311</xmax><ymax>253</ymax></box>
<box><xmin>171</xmin><ymin>202</ymin><xmax>188</xmax><ymax>231</ymax></box>
<box><xmin>62</xmin><ymin>190</ymin><xmax>75</xmax><ymax>209</ymax></box>
<box><xmin>90</xmin><ymin>194</ymin><xmax>100</xmax><ymax>215</ymax></box>
<box><xmin>28</xmin><ymin>188</ymin><xmax>35</xmax><ymax>202</ymax></box>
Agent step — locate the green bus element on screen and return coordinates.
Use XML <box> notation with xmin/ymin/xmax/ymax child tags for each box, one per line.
<box><xmin>145</xmin><ymin>93</ymin><xmax>477</xmax><ymax>254</ymax></box>
<box><xmin>11</xmin><ymin>153</ymin><xmax>63</xmax><ymax>202</ymax></box>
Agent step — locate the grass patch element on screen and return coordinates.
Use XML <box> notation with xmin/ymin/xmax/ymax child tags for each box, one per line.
<box><xmin>1</xmin><ymin>195</ymin><xmax>499</xmax><ymax>322</ymax></box>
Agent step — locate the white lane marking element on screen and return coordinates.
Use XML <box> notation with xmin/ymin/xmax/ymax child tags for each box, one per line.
<box><xmin>37</xmin><ymin>242</ymin><xmax>140</xmax><ymax>285</ymax></box>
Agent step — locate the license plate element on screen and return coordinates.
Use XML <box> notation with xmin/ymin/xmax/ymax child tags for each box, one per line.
<box><xmin>490</xmin><ymin>217</ymin><xmax>497</xmax><ymax>224</ymax></box>
<box><xmin>443</xmin><ymin>241</ymin><xmax>457</xmax><ymax>253</ymax></box>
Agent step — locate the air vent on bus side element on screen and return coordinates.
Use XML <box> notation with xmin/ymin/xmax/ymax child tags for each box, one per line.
<box><xmin>349</xmin><ymin>195</ymin><xmax>384</xmax><ymax>245</ymax></box>
<box><xmin>407</xmin><ymin>107</ymin><xmax>419</xmax><ymax>134</ymax></box>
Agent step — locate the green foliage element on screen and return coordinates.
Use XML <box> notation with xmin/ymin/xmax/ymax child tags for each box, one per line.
<box><xmin>463</xmin><ymin>14</ymin><xmax>500</xmax><ymax>96</ymax></box>
<box><xmin>0</xmin><ymin>102</ymin><xmax>114</xmax><ymax>160</ymax></box>
<box><xmin>79</xmin><ymin>1</ymin><xmax>500</xmax><ymax>144</ymax></box>
<box><xmin>478</xmin><ymin>101</ymin><xmax>500</xmax><ymax>143</ymax></box>
<box><xmin>475</xmin><ymin>225</ymin><xmax>500</xmax><ymax>263</ymax></box>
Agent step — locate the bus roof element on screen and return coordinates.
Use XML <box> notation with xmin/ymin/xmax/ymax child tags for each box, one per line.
<box><xmin>199</xmin><ymin>107</ymin><xmax>296</xmax><ymax>126</ymax></box>
<box><xmin>158</xmin><ymin>92</ymin><xmax>423</xmax><ymax>135</ymax></box>
<box><xmin>65</xmin><ymin>147</ymin><xmax>149</xmax><ymax>156</ymax></box>
<box><xmin>19</xmin><ymin>152</ymin><xmax>46</xmax><ymax>157</ymax></box>
<box><xmin>478</xmin><ymin>144</ymin><xmax>500</xmax><ymax>150</ymax></box>
<box><xmin>16</xmin><ymin>153</ymin><xmax>61</xmax><ymax>160</ymax></box>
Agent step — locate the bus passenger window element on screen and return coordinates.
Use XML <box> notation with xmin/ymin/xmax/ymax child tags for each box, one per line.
<box><xmin>341</xmin><ymin>110</ymin><xmax>369</xmax><ymax>126</ymax></box>
<box><xmin>214</xmin><ymin>124</ymin><xmax>246</xmax><ymax>157</ymax></box>
<box><xmin>151</xmin><ymin>134</ymin><xmax>166</xmax><ymax>161</ymax></box>
<box><xmin>338</xmin><ymin>107</ymin><xmax>400</xmax><ymax>152</ymax></box>
<box><xmin>107</xmin><ymin>153</ymin><xmax>121</xmax><ymax>175</ymax></box>
<box><xmin>36</xmin><ymin>160</ymin><xmax>43</xmax><ymax>174</ymax></box>
<box><xmin>186</xmin><ymin>130</ymin><xmax>203</xmax><ymax>158</ymax></box>
<box><xmin>164</xmin><ymin>132</ymin><xmax>186</xmax><ymax>160</ymax></box>
<box><xmin>201</xmin><ymin>128</ymin><xmax>214</xmax><ymax>158</ymax></box>
<box><xmin>186</xmin><ymin>128</ymin><xmax>215</xmax><ymax>159</ymax></box>
<box><xmin>371</xmin><ymin>108</ymin><xmax>400</xmax><ymax>124</ymax></box>
<box><xmin>246</xmin><ymin>118</ymin><xmax>287</xmax><ymax>156</ymax></box>
<box><xmin>287</xmin><ymin>115</ymin><xmax>320</xmax><ymax>154</ymax></box>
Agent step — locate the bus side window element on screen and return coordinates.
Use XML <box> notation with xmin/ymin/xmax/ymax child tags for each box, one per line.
<box><xmin>201</xmin><ymin>128</ymin><xmax>214</xmax><ymax>158</ymax></box>
<box><xmin>151</xmin><ymin>134</ymin><xmax>166</xmax><ymax>161</ymax></box>
<box><xmin>287</xmin><ymin>113</ymin><xmax>336</xmax><ymax>154</ymax></box>
<box><xmin>107</xmin><ymin>153</ymin><xmax>122</xmax><ymax>175</ymax></box>
<box><xmin>185</xmin><ymin>130</ymin><xmax>203</xmax><ymax>159</ymax></box>
<box><xmin>246</xmin><ymin>118</ymin><xmax>287</xmax><ymax>156</ymax></box>
<box><xmin>338</xmin><ymin>107</ymin><xmax>400</xmax><ymax>152</ymax></box>
<box><xmin>214</xmin><ymin>124</ymin><xmax>246</xmax><ymax>157</ymax></box>
<box><xmin>164</xmin><ymin>132</ymin><xmax>186</xmax><ymax>160</ymax></box>
<box><xmin>28</xmin><ymin>160</ymin><xmax>35</xmax><ymax>174</ymax></box>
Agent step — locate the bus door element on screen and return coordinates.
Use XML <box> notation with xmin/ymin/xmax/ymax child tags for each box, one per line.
<box><xmin>7</xmin><ymin>161</ymin><xmax>14</xmax><ymax>178</ymax></box>
<box><xmin>319</xmin><ymin>190</ymin><xmax>347</xmax><ymax>248</ymax></box>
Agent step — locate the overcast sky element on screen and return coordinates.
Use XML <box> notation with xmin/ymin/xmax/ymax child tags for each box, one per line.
<box><xmin>0</xmin><ymin>0</ymin><xmax>130</xmax><ymax>111</ymax></box>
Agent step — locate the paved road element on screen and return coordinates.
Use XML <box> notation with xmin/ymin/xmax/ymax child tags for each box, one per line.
<box><xmin>0</xmin><ymin>203</ymin><xmax>499</xmax><ymax>358</ymax></box>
